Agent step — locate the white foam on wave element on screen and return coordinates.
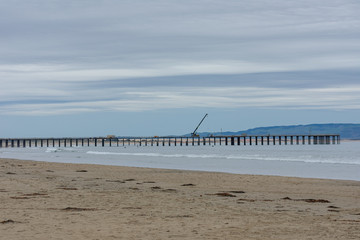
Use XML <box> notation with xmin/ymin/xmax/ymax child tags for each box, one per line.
<box><xmin>227</xmin><ymin>155</ymin><xmax>360</xmax><ymax>165</ymax></box>
<box><xmin>86</xmin><ymin>150</ymin><xmax>360</xmax><ymax>165</ymax></box>
<box><xmin>86</xmin><ymin>151</ymin><xmax>218</xmax><ymax>159</ymax></box>
<box><xmin>45</xmin><ymin>148</ymin><xmax>61</xmax><ymax>153</ymax></box>
<box><xmin>46</xmin><ymin>147</ymin><xmax>80</xmax><ymax>153</ymax></box>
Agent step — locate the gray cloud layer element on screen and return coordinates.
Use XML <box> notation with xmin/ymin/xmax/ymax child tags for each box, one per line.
<box><xmin>1</xmin><ymin>0</ymin><xmax>359</xmax><ymax>115</ymax></box>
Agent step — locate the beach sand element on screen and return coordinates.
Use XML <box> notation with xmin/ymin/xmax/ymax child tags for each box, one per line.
<box><xmin>1</xmin><ymin>158</ymin><xmax>359</xmax><ymax>239</ymax></box>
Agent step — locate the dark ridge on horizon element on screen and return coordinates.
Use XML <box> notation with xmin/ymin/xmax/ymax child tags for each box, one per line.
<box><xmin>186</xmin><ymin>123</ymin><xmax>360</xmax><ymax>140</ymax></box>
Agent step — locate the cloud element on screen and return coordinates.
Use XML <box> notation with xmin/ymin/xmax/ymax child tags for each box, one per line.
<box><xmin>2</xmin><ymin>85</ymin><xmax>360</xmax><ymax>115</ymax></box>
<box><xmin>0</xmin><ymin>0</ymin><xmax>359</xmax><ymax>116</ymax></box>
<box><xmin>1</xmin><ymin>0</ymin><xmax>359</xmax><ymax>65</ymax></box>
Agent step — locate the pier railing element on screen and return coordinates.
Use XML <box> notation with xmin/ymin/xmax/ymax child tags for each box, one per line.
<box><xmin>0</xmin><ymin>135</ymin><xmax>340</xmax><ymax>148</ymax></box>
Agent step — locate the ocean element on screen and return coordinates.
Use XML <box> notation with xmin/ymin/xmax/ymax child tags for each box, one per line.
<box><xmin>1</xmin><ymin>141</ymin><xmax>359</xmax><ymax>181</ymax></box>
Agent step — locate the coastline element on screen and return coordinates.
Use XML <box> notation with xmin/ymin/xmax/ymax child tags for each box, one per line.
<box><xmin>1</xmin><ymin>157</ymin><xmax>359</xmax><ymax>239</ymax></box>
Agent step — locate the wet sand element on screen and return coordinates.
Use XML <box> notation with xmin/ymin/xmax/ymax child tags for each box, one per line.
<box><xmin>1</xmin><ymin>158</ymin><xmax>359</xmax><ymax>239</ymax></box>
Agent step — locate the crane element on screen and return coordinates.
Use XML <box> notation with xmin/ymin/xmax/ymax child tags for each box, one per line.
<box><xmin>191</xmin><ymin>113</ymin><xmax>208</xmax><ymax>137</ymax></box>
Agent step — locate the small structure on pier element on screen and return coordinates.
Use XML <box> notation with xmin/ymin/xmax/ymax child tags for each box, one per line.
<box><xmin>191</xmin><ymin>114</ymin><xmax>208</xmax><ymax>137</ymax></box>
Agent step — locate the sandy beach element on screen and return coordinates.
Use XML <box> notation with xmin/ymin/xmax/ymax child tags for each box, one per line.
<box><xmin>1</xmin><ymin>158</ymin><xmax>359</xmax><ymax>239</ymax></box>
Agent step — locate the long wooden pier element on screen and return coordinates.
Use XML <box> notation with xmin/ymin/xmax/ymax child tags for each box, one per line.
<box><xmin>0</xmin><ymin>134</ymin><xmax>340</xmax><ymax>148</ymax></box>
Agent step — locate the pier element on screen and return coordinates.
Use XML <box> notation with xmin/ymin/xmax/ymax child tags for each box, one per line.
<box><xmin>0</xmin><ymin>134</ymin><xmax>340</xmax><ymax>148</ymax></box>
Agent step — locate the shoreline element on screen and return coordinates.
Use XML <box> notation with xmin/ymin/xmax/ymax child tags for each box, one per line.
<box><xmin>1</xmin><ymin>157</ymin><xmax>359</xmax><ymax>239</ymax></box>
<box><xmin>4</xmin><ymin>156</ymin><xmax>360</xmax><ymax>183</ymax></box>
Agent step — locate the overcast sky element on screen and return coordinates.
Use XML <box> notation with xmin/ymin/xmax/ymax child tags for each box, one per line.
<box><xmin>1</xmin><ymin>0</ymin><xmax>360</xmax><ymax>137</ymax></box>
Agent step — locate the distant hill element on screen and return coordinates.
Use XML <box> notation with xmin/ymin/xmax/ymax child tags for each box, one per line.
<box><xmin>189</xmin><ymin>123</ymin><xmax>360</xmax><ymax>139</ymax></box>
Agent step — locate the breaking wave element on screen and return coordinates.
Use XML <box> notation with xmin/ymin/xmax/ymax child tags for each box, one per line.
<box><xmin>86</xmin><ymin>151</ymin><xmax>360</xmax><ymax>165</ymax></box>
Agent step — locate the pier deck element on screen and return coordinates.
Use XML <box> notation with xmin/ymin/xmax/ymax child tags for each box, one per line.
<box><xmin>0</xmin><ymin>135</ymin><xmax>340</xmax><ymax>148</ymax></box>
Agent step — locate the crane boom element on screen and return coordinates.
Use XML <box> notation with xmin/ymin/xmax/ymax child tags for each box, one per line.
<box><xmin>191</xmin><ymin>114</ymin><xmax>208</xmax><ymax>137</ymax></box>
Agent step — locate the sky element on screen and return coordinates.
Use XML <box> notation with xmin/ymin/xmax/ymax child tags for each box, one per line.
<box><xmin>1</xmin><ymin>0</ymin><xmax>360</xmax><ymax>138</ymax></box>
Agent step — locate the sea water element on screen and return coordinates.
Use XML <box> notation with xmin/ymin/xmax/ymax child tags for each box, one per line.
<box><xmin>1</xmin><ymin>141</ymin><xmax>359</xmax><ymax>181</ymax></box>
